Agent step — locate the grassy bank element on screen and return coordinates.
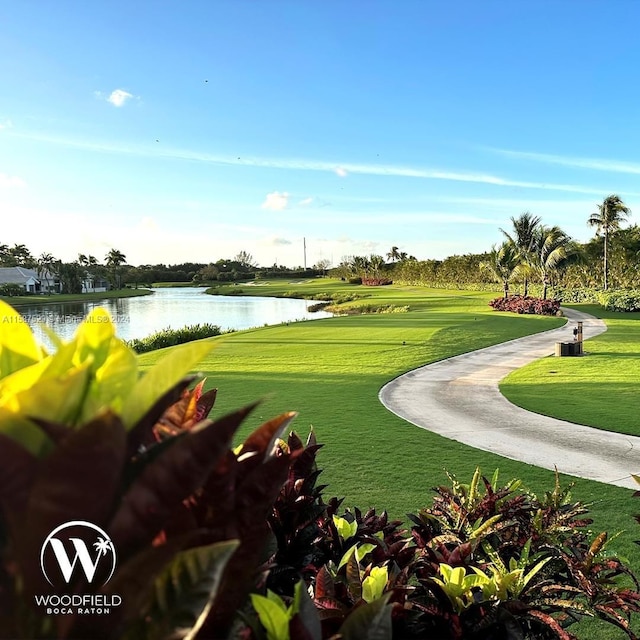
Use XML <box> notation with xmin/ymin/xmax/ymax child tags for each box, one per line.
<box><xmin>2</xmin><ymin>288</ymin><xmax>153</xmax><ymax>306</ymax></box>
<box><xmin>501</xmin><ymin>304</ymin><xmax>640</xmax><ymax>436</ymax></box>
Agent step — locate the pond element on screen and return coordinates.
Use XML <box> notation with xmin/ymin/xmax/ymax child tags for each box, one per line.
<box><xmin>14</xmin><ymin>287</ymin><xmax>332</xmax><ymax>345</ymax></box>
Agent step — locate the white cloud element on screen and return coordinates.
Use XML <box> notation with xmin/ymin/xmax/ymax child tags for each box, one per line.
<box><xmin>0</xmin><ymin>119</ymin><xmax>12</xmax><ymax>130</ymax></box>
<box><xmin>298</xmin><ymin>197</ymin><xmax>313</xmax><ymax>206</ymax></box>
<box><xmin>261</xmin><ymin>191</ymin><xmax>289</xmax><ymax>211</ymax></box>
<box><xmin>0</xmin><ymin>173</ymin><xmax>26</xmax><ymax>188</ymax></box>
<box><xmin>107</xmin><ymin>89</ymin><xmax>133</xmax><ymax>107</ymax></box>
<box><xmin>335</xmin><ymin>167</ymin><xmax>348</xmax><ymax>177</ymax></box>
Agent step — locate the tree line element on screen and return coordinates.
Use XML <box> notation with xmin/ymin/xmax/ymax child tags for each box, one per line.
<box><xmin>337</xmin><ymin>195</ymin><xmax>636</xmax><ymax>297</ymax></box>
<box><xmin>1</xmin><ymin>195</ymin><xmax>635</xmax><ymax>295</ymax></box>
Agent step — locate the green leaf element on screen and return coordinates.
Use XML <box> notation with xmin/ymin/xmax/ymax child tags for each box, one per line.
<box><xmin>250</xmin><ymin>593</ymin><xmax>290</xmax><ymax>640</ymax></box>
<box><xmin>338</xmin><ymin>594</ymin><xmax>393</xmax><ymax>640</ymax></box>
<box><xmin>121</xmin><ymin>340</ymin><xmax>216</xmax><ymax>429</ymax></box>
<box><xmin>0</xmin><ymin>300</ymin><xmax>43</xmax><ymax>380</ymax></box>
<box><xmin>141</xmin><ymin>540</ymin><xmax>239</xmax><ymax>640</ymax></box>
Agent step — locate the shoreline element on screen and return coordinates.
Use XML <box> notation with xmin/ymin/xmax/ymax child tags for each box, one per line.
<box><xmin>1</xmin><ymin>288</ymin><xmax>154</xmax><ymax>307</ymax></box>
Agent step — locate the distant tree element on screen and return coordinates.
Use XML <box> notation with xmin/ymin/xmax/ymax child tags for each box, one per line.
<box><xmin>197</xmin><ymin>264</ymin><xmax>220</xmax><ymax>282</ymax></box>
<box><xmin>314</xmin><ymin>258</ymin><xmax>331</xmax><ymax>275</ymax></box>
<box><xmin>105</xmin><ymin>248</ymin><xmax>127</xmax><ymax>289</ymax></box>
<box><xmin>588</xmin><ymin>194</ymin><xmax>631</xmax><ymax>290</ymax></box>
<box><xmin>501</xmin><ymin>212</ymin><xmax>541</xmax><ymax>296</ymax></box>
<box><xmin>0</xmin><ymin>244</ymin><xmax>35</xmax><ymax>267</ymax></box>
<box><xmin>369</xmin><ymin>254</ymin><xmax>386</xmax><ymax>277</ymax></box>
<box><xmin>386</xmin><ymin>246</ymin><xmax>400</xmax><ymax>262</ymax></box>
<box><xmin>480</xmin><ymin>242</ymin><xmax>521</xmax><ymax>298</ymax></box>
<box><xmin>36</xmin><ymin>252</ymin><xmax>57</xmax><ymax>295</ymax></box>
<box><xmin>234</xmin><ymin>251</ymin><xmax>258</xmax><ymax>270</ymax></box>
<box><xmin>531</xmin><ymin>226</ymin><xmax>575</xmax><ymax>299</ymax></box>
<box><xmin>54</xmin><ymin>261</ymin><xmax>84</xmax><ymax>294</ymax></box>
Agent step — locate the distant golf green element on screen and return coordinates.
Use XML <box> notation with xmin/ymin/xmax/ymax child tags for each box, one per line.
<box><xmin>139</xmin><ymin>281</ymin><xmax>640</xmax><ymax>625</ymax></box>
<box><xmin>501</xmin><ymin>303</ymin><xmax>640</xmax><ymax>436</ymax></box>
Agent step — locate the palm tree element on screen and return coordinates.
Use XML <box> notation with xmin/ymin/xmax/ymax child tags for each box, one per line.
<box><xmin>105</xmin><ymin>248</ymin><xmax>127</xmax><ymax>289</ymax></box>
<box><xmin>36</xmin><ymin>252</ymin><xmax>56</xmax><ymax>295</ymax></box>
<box><xmin>531</xmin><ymin>226</ymin><xmax>574</xmax><ymax>299</ymax></box>
<box><xmin>480</xmin><ymin>242</ymin><xmax>521</xmax><ymax>298</ymax></box>
<box><xmin>369</xmin><ymin>254</ymin><xmax>386</xmax><ymax>277</ymax></box>
<box><xmin>386</xmin><ymin>246</ymin><xmax>400</xmax><ymax>262</ymax></box>
<box><xmin>500</xmin><ymin>212</ymin><xmax>541</xmax><ymax>296</ymax></box>
<box><xmin>588</xmin><ymin>194</ymin><xmax>631</xmax><ymax>290</ymax></box>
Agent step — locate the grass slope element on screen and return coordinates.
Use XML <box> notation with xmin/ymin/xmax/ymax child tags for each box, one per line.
<box><xmin>501</xmin><ymin>304</ymin><xmax>640</xmax><ymax>436</ymax></box>
<box><xmin>140</xmin><ymin>283</ymin><xmax>640</xmax><ymax>638</ymax></box>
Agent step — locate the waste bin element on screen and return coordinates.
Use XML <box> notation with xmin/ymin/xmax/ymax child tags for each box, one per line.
<box><xmin>555</xmin><ymin>342</ymin><xmax>581</xmax><ymax>356</ymax></box>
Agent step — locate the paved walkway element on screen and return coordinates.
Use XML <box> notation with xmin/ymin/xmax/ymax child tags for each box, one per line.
<box><xmin>379</xmin><ymin>309</ymin><xmax>640</xmax><ymax>490</ymax></box>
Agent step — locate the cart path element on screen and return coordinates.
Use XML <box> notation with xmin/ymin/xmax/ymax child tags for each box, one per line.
<box><xmin>379</xmin><ymin>309</ymin><xmax>640</xmax><ymax>489</ymax></box>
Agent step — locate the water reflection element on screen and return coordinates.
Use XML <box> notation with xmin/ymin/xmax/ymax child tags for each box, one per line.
<box><xmin>16</xmin><ymin>287</ymin><xmax>332</xmax><ymax>345</ymax></box>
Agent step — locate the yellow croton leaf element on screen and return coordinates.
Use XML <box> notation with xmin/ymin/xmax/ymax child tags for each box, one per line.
<box><xmin>72</xmin><ymin>307</ymin><xmax>116</xmax><ymax>371</ymax></box>
<box><xmin>0</xmin><ymin>300</ymin><xmax>44</xmax><ymax>381</ymax></box>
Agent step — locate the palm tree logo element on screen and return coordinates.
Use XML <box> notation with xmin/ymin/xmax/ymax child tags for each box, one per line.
<box><xmin>93</xmin><ymin>537</ymin><xmax>114</xmax><ymax>558</ymax></box>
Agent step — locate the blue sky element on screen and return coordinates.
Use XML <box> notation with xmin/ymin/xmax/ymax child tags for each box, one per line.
<box><xmin>2</xmin><ymin>1</ymin><xmax>640</xmax><ymax>268</ymax></box>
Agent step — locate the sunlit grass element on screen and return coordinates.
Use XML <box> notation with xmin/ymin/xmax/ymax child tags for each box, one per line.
<box><xmin>139</xmin><ymin>283</ymin><xmax>640</xmax><ymax>637</ymax></box>
<box><xmin>501</xmin><ymin>304</ymin><xmax>640</xmax><ymax>436</ymax></box>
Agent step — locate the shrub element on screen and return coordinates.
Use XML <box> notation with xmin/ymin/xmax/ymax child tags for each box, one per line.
<box><xmin>597</xmin><ymin>289</ymin><xmax>640</xmax><ymax>312</ymax></box>
<box><xmin>0</xmin><ymin>283</ymin><xmax>27</xmax><ymax>297</ymax></box>
<box><xmin>489</xmin><ymin>295</ymin><xmax>561</xmax><ymax>316</ymax></box>
<box><xmin>348</xmin><ymin>276</ymin><xmax>362</xmax><ymax>284</ymax></box>
<box><xmin>361</xmin><ymin>277</ymin><xmax>393</xmax><ymax>286</ymax></box>
<box><xmin>307</xmin><ymin>301</ymin><xmax>331</xmax><ymax>312</ymax></box>
<box><xmin>325</xmin><ymin>303</ymin><xmax>410</xmax><ymax>315</ymax></box>
<box><xmin>127</xmin><ymin>322</ymin><xmax>224</xmax><ymax>353</ymax></box>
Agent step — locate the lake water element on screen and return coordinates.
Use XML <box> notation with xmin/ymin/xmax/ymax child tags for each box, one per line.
<box><xmin>15</xmin><ymin>287</ymin><xmax>332</xmax><ymax>345</ymax></box>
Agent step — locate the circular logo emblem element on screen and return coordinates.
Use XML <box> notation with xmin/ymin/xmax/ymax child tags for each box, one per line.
<box><xmin>40</xmin><ymin>520</ymin><xmax>117</xmax><ymax>588</ymax></box>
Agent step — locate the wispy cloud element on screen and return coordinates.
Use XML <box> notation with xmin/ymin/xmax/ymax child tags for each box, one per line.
<box><xmin>335</xmin><ymin>167</ymin><xmax>348</xmax><ymax>178</ymax></box>
<box><xmin>0</xmin><ymin>173</ymin><xmax>26</xmax><ymax>188</ymax></box>
<box><xmin>489</xmin><ymin>147</ymin><xmax>640</xmax><ymax>176</ymax></box>
<box><xmin>0</xmin><ymin>119</ymin><xmax>12</xmax><ymax>130</ymax></box>
<box><xmin>261</xmin><ymin>191</ymin><xmax>289</xmax><ymax>210</ymax></box>
<box><xmin>10</xmin><ymin>130</ymin><xmax>640</xmax><ymax>196</ymax></box>
<box><xmin>298</xmin><ymin>197</ymin><xmax>313</xmax><ymax>206</ymax></box>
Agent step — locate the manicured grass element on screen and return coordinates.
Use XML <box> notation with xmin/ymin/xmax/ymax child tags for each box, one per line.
<box><xmin>3</xmin><ymin>288</ymin><xmax>153</xmax><ymax>306</ymax></box>
<box><xmin>501</xmin><ymin>304</ymin><xmax>640</xmax><ymax>436</ymax></box>
<box><xmin>138</xmin><ymin>285</ymin><xmax>640</xmax><ymax>638</ymax></box>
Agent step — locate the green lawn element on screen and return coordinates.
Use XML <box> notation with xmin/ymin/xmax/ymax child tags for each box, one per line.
<box><xmin>501</xmin><ymin>304</ymin><xmax>640</xmax><ymax>436</ymax></box>
<box><xmin>2</xmin><ymin>288</ymin><xmax>153</xmax><ymax>306</ymax></box>
<box><xmin>138</xmin><ymin>283</ymin><xmax>640</xmax><ymax>638</ymax></box>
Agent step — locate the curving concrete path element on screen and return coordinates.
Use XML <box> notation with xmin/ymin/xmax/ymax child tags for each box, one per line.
<box><xmin>379</xmin><ymin>309</ymin><xmax>640</xmax><ymax>490</ymax></box>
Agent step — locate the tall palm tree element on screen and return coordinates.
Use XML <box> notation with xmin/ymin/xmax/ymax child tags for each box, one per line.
<box><xmin>369</xmin><ymin>254</ymin><xmax>386</xmax><ymax>277</ymax></box>
<box><xmin>105</xmin><ymin>248</ymin><xmax>127</xmax><ymax>289</ymax></box>
<box><xmin>480</xmin><ymin>242</ymin><xmax>521</xmax><ymax>298</ymax></box>
<box><xmin>588</xmin><ymin>194</ymin><xmax>631</xmax><ymax>290</ymax></box>
<box><xmin>500</xmin><ymin>212</ymin><xmax>541</xmax><ymax>296</ymax></box>
<box><xmin>531</xmin><ymin>226</ymin><xmax>574</xmax><ymax>299</ymax></box>
<box><xmin>36</xmin><ymin>252</ymin><xmax>56</xmax><ymax>295</ymax></box>
<box><xmin>386</xmin><ymin>246</ymin><xmax>400</xmax><ymax>262</ymax></box>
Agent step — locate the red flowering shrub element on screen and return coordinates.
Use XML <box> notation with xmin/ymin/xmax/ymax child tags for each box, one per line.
<box><xmin>361</xmin><ymin>277</ymin><xmax>393</xmax><ymax>286</ymax></box>
<box><xmin>489</xmin><ymin>295</ymin><xmax>561</xmax><ymax>316</ymax></box>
